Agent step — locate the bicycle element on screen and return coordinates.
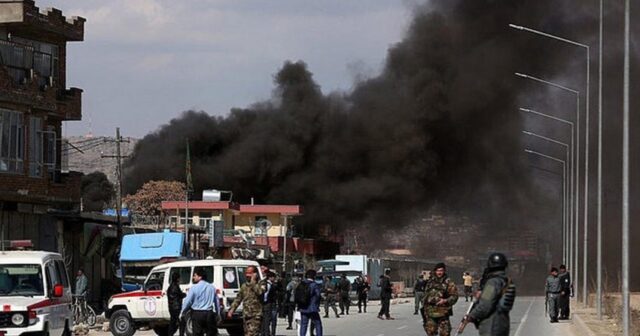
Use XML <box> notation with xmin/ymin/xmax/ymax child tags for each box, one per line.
<box><xmin>72</xmin><ymin>295</ymin><xmax>97</xmax><ymax>327</ymax></box>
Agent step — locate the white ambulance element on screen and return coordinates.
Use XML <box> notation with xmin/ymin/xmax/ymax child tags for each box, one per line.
<box><xmin>0</xmin><ymin>250</ymin><xmax>73</xmax><ymax>336</ymax></box>
<box><xmin>107</xmin><ymin>259</ymin><xmax>262</xmax><ymax>336</ymax></box>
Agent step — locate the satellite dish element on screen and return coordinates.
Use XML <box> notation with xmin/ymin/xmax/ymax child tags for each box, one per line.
<box><xmin>256</xmin><ymin>219</ymin><xmax>272</xmax><ymax>235</ymax></box>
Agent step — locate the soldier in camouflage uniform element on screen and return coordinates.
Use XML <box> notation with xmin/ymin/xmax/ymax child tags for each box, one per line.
<box><xmin>227</xmin><ymin>266</ymin><xmax>267</xmax><ymax>336</ymax></box>
<box><xmin>422</xmin><ymin>263</ymin><xmax>458</xmax><ymax>336</ymax></box>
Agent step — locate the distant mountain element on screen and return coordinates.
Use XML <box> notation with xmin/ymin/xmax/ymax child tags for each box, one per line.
<box><xmin>63</xmin><ymin>135</ymin><xmax>138</xmax><ymax>183</ymax></box>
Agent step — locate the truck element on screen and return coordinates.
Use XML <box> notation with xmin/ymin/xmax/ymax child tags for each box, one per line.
<box><xmin>119</xmin><ymin>230</ymin><xmax>186</xmax><ymax>292</ymax></box>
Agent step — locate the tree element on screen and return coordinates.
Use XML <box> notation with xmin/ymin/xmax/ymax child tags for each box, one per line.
<box><xmin>123</xmin><ymin>180</ymin><xmax>186</xmax><ymax>217</ymax></box>
<box><xmin>81</xmin><ymin>171</ymin><xmax>114</xmax><ymax>212</ymax></box>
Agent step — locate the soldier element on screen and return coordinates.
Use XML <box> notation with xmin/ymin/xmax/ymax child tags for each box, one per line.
<box><xmin>414</xmin><ymin>274</ymin><xmax>427</xmax><ymax>315</ymax></box>
<box><xmin>355</xmin><ymin>276</ymin><xmax>370</xmax><ymax>313</ymax></box>
<box><xmin>377</xmin><ymin>270</ymin><xmax>394</xmax><ymax>320</ymax></box>
<box><xmin>338</xmin><ymin>274</ymin><xmax>351</xmax><ymax>315</ymax></box>
<box><xmin>322</xmin><ymin>276</ymin><xmax>340</xmax><ymax>318</ymax></box>
<box><xmin>545</xmin><ymin>267</ymin><xmax>561</xmax><ymax>323</ymax></box>
<box><xmin>557</xmin><ymin>265</ymin><xmax>571</xmax><ymax>319</ymax></box>
<box><xmin>227</xmin><ymin>266</ymin><xmax>267</xmax><ymax>336</ymax></box>
<box><xmin>461</xmin><ymin>253</ymin><xmax>516</xmax><ymax>336</ymax></box>
<box><xmin>422</xmin><ymin>263</ymin><xmax>458</xmax><ymax>336</ymax></box>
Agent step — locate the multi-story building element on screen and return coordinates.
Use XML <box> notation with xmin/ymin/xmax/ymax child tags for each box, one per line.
<box><xmin>0</xmin><ymin>1</ymin><xmax>84</xmax><ymax>250</ymax></box>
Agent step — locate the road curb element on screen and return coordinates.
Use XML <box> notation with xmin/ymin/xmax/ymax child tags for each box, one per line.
<box><xmin>572</xmin><ymin>313</ymin><xmax>597</xmax><ymax>336</ymax></box>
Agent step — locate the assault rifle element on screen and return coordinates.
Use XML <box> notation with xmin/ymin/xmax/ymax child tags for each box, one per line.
<box><xmin>453</xmin><ymin>299</ymin><xmax>477</xmax><ymax>336</ymax></box>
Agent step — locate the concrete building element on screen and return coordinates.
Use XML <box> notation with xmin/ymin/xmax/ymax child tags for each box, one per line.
<box><xmin>0</xmin><ymin>0</ymin><xmax>84</xmax><ymax>251</ymax></box>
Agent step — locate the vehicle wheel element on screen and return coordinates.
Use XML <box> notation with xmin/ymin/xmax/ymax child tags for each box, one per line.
<box><xmin>226</xmin><ymin>326</ymin><xmax>244</xmax><ymax>336</ymax></box>
<box><xmin>110</xmin><ymin>310</ymin><xmax>136</xmax><ymax>336</ymax></box>
<box><xmin>86</xmin><ymin>306</ymin><xmax>97</xmax><ymax>327</ymax></box>
<box><xmin>152</xmin><ymin>325</ymin><xmax>168</xmax><ymax>336</ymax></box>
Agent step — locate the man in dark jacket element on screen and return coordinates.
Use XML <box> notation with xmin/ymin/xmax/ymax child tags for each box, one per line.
<box><xmin>167</xmin><ymin>272</ymin><xmax>186</xmax><ymax>336</ymax></box>
<box><xmin>355</xmin><ymin>276</ymin><xmax>369</xmax><ymax>313</ymax></box>
<box><xmin>299</xmin><ymin>269</ymin><xmax>323</xmax><ymax>336</ymax></box>
<box><xmin>464</xmin><ymin>253</ymin><xmax>515</xmax><ymax>336</ymax></box>
<box><xmin>261</xmin><ymin>271</ymin><xmax>279</xmax><ymax>336</ymax></box>
<box><xmin>338</xmin><ymin>274</ymin><xmax>351</xmax><ymax>315</ymax></box>
<box><xmin>558</xmin><ymin>265</ymin><xmax>572</xmax><ymax>319</ymax></box>
<box><xmin>414</xmin><ymin>274</ymin><xmax>427</xmax><ymax>315</ymax></box>
<box><xmin>377</xmin><ymin>269</ymin><xmax>394</xmax><ymax>320</ymax></box>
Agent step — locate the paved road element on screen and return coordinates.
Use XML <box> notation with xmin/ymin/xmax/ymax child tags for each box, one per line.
<box><xmin>95</xmin><ymin>296</ymin><xmax>579</xmax><ymax>336</ymax></box>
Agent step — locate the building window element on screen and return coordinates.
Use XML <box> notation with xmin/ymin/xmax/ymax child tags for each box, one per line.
<box><xmin>28</xmin><ymin>117</ymin><xmax>42</xmax><ymax>177</ymax></box>
<box><xmin>0</xmin><ymin>109</ymin><xmax>24</xmax><ymax>174</ymax></box>
<box><xmin>254</xmin><ymin>216</ymin><xmax>268</xmax><ymax>236</ymax></box>
<box><xmin>0</xmin><ymin>36</ymin><xmax>59</xmax><ymax>87</ymax></box>
<box><xmin>43</xmin><ymin>125</ymin><xmax>56</xmax><ymax>179</ymax></box>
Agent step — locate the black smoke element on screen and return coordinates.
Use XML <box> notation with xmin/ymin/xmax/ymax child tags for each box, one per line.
<box><xmin>124</xmin><ymin>0</ymin><xmax>589</xmax><ymax>241</ymax></box>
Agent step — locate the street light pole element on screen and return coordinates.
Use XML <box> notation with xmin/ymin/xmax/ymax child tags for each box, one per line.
<box><xmin>511</xmin><ymin>24</ymin><xmax>591</xmax><ymax>304</ymax></box>
<box><xmin>520</xmin><ymin>108</ymin><xmax>575</xmax><ymax>269</ymax></box>
<box><xmin>516</xmin><ymin>73</ymin><xmax>581</xmax><ymax>300</ymax></box>
<box><xmin>596</xmin><ymin>0</ymin><xmax>604</xmax><ymax>320</ymax></box>
<box><xmin>523</xmin><ymin>131</ymin><xmax>570</xmax><ymax>263</ymax></box>
<box><xmin>622</xmin><ymin>1</ymin><xmax>630</xmax><ymax>335</ymax></box>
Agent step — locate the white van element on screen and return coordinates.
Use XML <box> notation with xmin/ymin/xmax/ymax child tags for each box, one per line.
<box><xmin>107</xmin><ymin>259</ymin><xmax>262</xmax><ymax>336</ymax></box>
<box><xmin>0</xmin><ymin>251</ymin><xmax>73</xmax><ymax>336</ymax></box>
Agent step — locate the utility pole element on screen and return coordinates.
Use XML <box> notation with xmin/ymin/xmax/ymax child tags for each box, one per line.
<box><xmin>102</xmin><ymin>127</ymin><xmax>130</xmax><ymax>240</ymax></box>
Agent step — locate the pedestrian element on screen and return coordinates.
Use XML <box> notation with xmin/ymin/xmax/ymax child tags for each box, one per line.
<box><xmin>75</xmin><ymin>268</ymin><xmax>89</xmax><ymax>297</ymax></box>
<box><xmin>260</xmin><ymin>271</ymin><xmax>279</xmax><ymax>336</ymax></box>
<box><xmin>338</xmin><ymin>274</ymin><xmax>351</xmax><ymax>315</ymax></box>
<box><xmin>377</xmin><ymin>269</ymin><xmax>394</xmax><ymax>320</ymax></box>
<box><xmin>414</xmin><ymin>274</ymin><xmax>427</xmax><ymax>315</ymax></box>
<box><xmin>422</xmin><ymin>263</ymin><xmax>458</xmax><ymax>336</ymax></box>
<box><xmin>228</xmin><ymin>266</ymin><xmax>267</xmax><ymax>336</ymax></box>
<box><xmin>322</xmin><ymin>276</ymin><xmax>339</xmax><ymax>318</ymax></box>
<box><xmin>545</xmin><ymin>267</ymin><xmax>561</xmax><ymax>323</ymax></box>
<box><xmin>168</xmin><ymin>272</ymin><xmax>186</xmax><ymax>336</ymax></box>
<box><xmin>355</xmin><ymin>276</ymin><xmax>370</xmax><ymax>313</ymax></box>
<box><xmin>462</xmin><ymin>272</ymin><xmax>474</xmax><ymax>302</ymax></box>
<box><xmin>462</xmin><ymin>253</ymin><xmax>516</xmax><ymax>336</ymax></box>
<box><xmin>180</xmin><ymin>267</ymin><xmax>220</xmax><ymax>336</ymax></box>
<box><xmin>297</xmin><ymin>269</ymin><xmax>323</xmax><ymax>336</ymax></box>
<box><xmin>557</xmin><ymin>265</ymin><xmax>572</xmax><ymax>319</ymax></box>
<box><xmin>75</xmin><ymin>268</ymin><xmax>89</xmax><ymax>317</ymax></box>
<box><xmin>285</xmin><ymin>274</ymin><xmax>301</xmax><ymax>330</ymax></box>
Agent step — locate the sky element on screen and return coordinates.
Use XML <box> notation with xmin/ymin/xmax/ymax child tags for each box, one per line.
<box><xmin>35</xmin><ymin>0</ymin><xmax>419</xmax><ymax>138</ymax></box>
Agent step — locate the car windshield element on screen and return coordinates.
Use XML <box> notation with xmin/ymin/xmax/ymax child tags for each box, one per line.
<box><xmin>122</xmin><ymin>265</ymin><xmax>153</xmax><ymax>287</ymax></box>
<box><xmin>0</xmin><ymin>264</ymin><xmax>44</xmax><ymax>296</ymax></box>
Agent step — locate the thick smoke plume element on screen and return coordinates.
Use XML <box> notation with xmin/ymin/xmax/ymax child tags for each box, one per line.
<box><xmin>124</xmin><ymin>0</ymin><xmax>588</xmax><ymax>239</ymax></box>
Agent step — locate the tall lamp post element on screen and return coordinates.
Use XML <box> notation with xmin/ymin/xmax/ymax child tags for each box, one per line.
<box><xmin>523</xmin><ymin>131</ymin><xmax>570</xmax><ymax>263</ymax></box>
<box><xmin>622</xmin><ymin>1</ymin><xmax>630</xmax><ymax>335</ymax></box>
<box><xmin>520</xmin><ymin>108</ymin><xmax>575</xmax><ymax>272</ymax></box>
<box><xmin>516</xmin><ymin>72</ymin><xmax>582</xmax><ymax>301</ymax></box>
<box><xmin>511</xmin><ymin>23</ymin><xmax>591</xmax><ymax>305</ymax></box>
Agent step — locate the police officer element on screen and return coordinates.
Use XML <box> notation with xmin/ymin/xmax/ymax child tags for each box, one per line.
<box><xmin>338</xmin><ymin>274</ymin><xmax>351</xmax><ymax>315</ymax></box>
<box><xmin>323</xmin><ymin>276</ymin><xmax>340</xmax><ymax>318</ymax></box>
<box><xmin>463</xmin><ymin>253</ymin><xmax>516</xmax><ymax>336</ymax></box>
<box><xmin>414</xmin><ymin>275</ymin><xmax>427</xmax><ymax>315</ymax></box>
<box><xmin>558</xmin><ymin>265</ymin><xmax>571</xmax><ymax>319</ymax></box>
<box><xmin>422</xmin><ymin>263</ymin><xmax>458</xmax><ymax>336</ymax></box>
<box><xmin>545</xmin><ymin>267</ymin><xmax>561</xmax><ymax>323</ymax></box>
<box><xmin>181</xmin><ymin>268</ymin><xmax>220</xmax><ymax>336</ymax></box>
<box><xmin>228</xmin><ymin>266</ymin><xmax>267</xmax><ymax>336</ymax></box>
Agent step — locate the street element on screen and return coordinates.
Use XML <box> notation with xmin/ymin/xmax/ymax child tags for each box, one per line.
<box><xmin>94</xmin><ymin>297</ymin><xmax>580</xmax><ymax>336</ymax></box>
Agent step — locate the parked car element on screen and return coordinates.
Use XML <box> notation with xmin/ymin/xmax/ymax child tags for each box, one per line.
<box><xmin>0</xmin><ymin>250</ymin><xmax>73</xmax><ymax>336</ymax></box>
<box><xmin>106</xmin><ymin>258</ymin><xmax>262</xmax><ymax>336</ymax></box>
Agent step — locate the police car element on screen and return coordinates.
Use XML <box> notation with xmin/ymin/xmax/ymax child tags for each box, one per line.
<box><xmin>106</xmin><ymin>258</ymin><xmax>261</xmax><ymax>336</ymax></box>
<box><xmin>0</xmin><ymin>246</ymin><xmax>73</xmax><ymax>336</ymax></box>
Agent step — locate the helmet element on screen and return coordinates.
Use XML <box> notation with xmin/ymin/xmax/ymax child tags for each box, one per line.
<box><xmin>487</xmin><ymin>252</ymin><xmax>508</xmax><ymax>270</ymax></box>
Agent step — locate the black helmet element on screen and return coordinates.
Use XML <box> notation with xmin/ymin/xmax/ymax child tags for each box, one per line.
<box><xmin>487</xmin><ymin>252</ymin><xmax>508</xmax><ymax>270</ymax></box>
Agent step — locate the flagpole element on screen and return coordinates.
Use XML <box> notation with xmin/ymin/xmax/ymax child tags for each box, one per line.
<box><xmin>185</xmin><ymin>138</ymin><xmax>193</xmax><ymax>258</ymax></box>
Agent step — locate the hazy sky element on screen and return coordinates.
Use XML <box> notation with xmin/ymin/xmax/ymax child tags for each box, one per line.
<box><xmin>35</xmin><ymin>0</ymin><xmax>419</xmax><ymax>137</ymax></box>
